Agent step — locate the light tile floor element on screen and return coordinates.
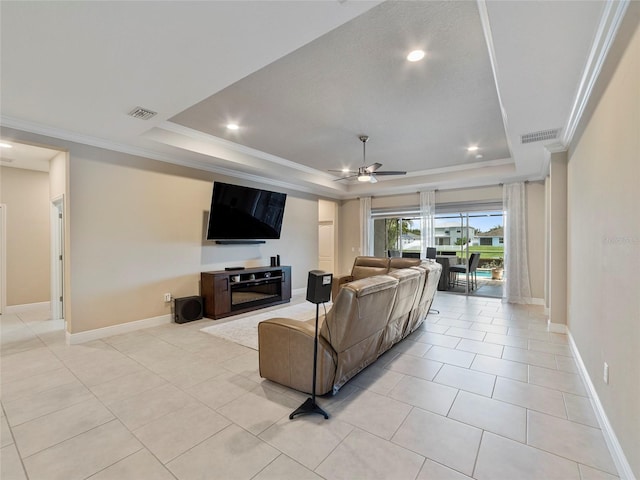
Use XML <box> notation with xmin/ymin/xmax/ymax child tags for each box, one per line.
<box><xmin>0</xmin><ymin>293</ymin><xmax>620</xmax><ymax>480</ymax></box>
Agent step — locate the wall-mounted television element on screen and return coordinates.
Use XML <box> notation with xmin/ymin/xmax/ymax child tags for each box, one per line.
<box><xmin>206</xmin><ymin>182</ymin><xmax>287</xmax><ymax>241</ymax></box>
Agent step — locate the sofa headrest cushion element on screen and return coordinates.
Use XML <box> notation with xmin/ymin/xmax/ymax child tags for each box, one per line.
<box><xmin>389</xmin><ymin>258</ymin><xmax>422</xmax><ymax>269</ymax></box>
<box><xmin>387</xmin><ymin>268</ymin><xmax>421</xmax><ymax>282</ymax></box>
<box><xmin>353</xmin><ymin>256</ymin><xmax>391</xmax><ymax>269</ymax></box>
<box><xmin>352</xmin><ymin>265</ymin><xmax>389</xmax><ymax>280</ymax></box>
<box><xmin>344</xmin><ymin>275</ymin><xmax>398</xmax><ymax>298</ymax></box>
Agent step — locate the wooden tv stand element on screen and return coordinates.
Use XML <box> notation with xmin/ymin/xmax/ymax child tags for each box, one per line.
<box><xmin>201</xmin><ymin>266</ymin><xmax>291</xmax><ymax>319</ymax></box>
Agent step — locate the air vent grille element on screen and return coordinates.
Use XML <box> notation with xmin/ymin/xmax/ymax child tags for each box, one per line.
<box><xmin>128</xmin><ymin>107</ymin><xmax>157</xmax><ymax>120</ymax></box>
<box><xmin>520</xmin><ymin>128</ymin><xmax>560</xmax><ymax>144</ymax></box>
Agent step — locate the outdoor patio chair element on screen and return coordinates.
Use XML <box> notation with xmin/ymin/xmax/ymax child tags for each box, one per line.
<box><xmin>449</xmin><ymin>253</ymin><xmax>481</xmax><ymax>290</ymax></box>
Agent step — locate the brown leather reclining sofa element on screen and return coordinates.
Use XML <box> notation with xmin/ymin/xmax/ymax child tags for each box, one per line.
<box><xmin>258</xmin><ymin>257</ymin><xmax>442</xmax><ymax>395</ymax></box>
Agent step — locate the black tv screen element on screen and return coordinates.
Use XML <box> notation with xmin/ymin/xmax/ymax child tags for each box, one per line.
<box><xmin>206</xmin><ymin>182</ymin><xmax>287</xmax><ymax>240</ymax></box>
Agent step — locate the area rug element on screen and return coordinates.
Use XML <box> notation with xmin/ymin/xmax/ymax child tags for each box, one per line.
<box><xmin>200</xmin><ymin>301</ymin><xmax>330</xmax><ymax>350</ymax></box>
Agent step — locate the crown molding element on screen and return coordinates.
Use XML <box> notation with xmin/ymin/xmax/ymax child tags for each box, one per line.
<box><xmin>409</xmin><ymin>157</ymin><xmax>514</xmax><ymax>178</ymax></box>
<box><xmin>157</xmin><ymin>121</ymin><xmax>337</xmax><ymax>180</ymax></box>
<box><xmin>539</xmin><ymin>143</ymin><xmax>569</xmax><ymax>178</ymax></box>
<box><xmin>0</xmin><ymin>115</ymin><xmax>350</xmax><ymax>199</ymax></box>
<box><xmin>544</xmin><ymin>143</ymin><xmax>568</xmax><ymax>155</ymax></box>
<box><xmin>477</xmin><ymin>0</ymin><xmax>514</xmax><ymax>162</ymax></box>
<box><xmin>0</xmin><ymin>116</ymin><xmax>533</xmax><ymax>200</ymax></box>
<box><xmin>562</xmin><ymin>0</ymin><xmax>630</xmax><ymax>146</ymax></box>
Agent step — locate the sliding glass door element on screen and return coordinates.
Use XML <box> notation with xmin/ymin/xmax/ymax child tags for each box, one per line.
<box><xmin>370</xmin><ymin>202</ymin><xmax>504</xmax><ymax>298</ymax></box>
<box><xmin>373</xmin><ymin>216</ymin><xmax>422</xmax><ymax>258</ymax></box>
<box><xmin>435</xmin><ymin>210</ymin><xmax>504</xmax><ymax>298</ymax></box>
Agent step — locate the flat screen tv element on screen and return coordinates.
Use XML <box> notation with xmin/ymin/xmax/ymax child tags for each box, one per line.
<box><xmin>206</xmin><ymin>182</ymin><xmax>287</xmax><ymax>241</ymax></box>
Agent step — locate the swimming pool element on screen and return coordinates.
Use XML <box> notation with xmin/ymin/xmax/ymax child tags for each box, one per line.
<box><xmin>476</xmin><ymin>269</ymin><xmax>492</xmax><ymax>278</ymax></box>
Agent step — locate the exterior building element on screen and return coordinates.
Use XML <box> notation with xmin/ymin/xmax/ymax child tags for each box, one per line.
<box><xmin>474</xmin><ymin>226</ymin><xmax>504</xmax><ymax>247</ymax></box>
<box><xmin>435</xmin><ymin>222</ymin><xmax>477</xmax><ymax>246</ymax></box>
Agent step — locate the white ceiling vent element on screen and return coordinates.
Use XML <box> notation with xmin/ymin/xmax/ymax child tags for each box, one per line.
<box><xmin>128</xmin><ymin>106</ymin><xmax>157</xmax><ymax>120</ymax></box>
<box><xmin>520</xmin><ymin>128</ymin><xmax>560</xmax><ymax>144</ymax></box>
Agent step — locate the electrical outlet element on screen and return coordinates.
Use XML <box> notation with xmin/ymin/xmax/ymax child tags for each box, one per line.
<box><xmin>163</xmin><ymin>293</ymin><xmax>172</xmax><ymax>303</ymax></box>
<box><xmin>603</xmin><ymin>362</ymin><xmax>609</xmax><ymax>384</ymax></box>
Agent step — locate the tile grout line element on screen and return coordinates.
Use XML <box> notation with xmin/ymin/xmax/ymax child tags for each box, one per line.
<box><xmin>1</xmin><ymin>401</ymin><xmax>30</xmax><ymax>480</ymax></box>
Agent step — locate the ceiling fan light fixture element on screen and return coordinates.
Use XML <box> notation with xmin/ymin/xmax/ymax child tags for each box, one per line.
<box><xmin>330</xmin><ymin>134</ymin><xmax>406</xmax><ymax>182</ymax></box>
<box><xmin>407</xmin><ymin>50</ymin><xmax>426</xmax><ymax>62</ymax></box>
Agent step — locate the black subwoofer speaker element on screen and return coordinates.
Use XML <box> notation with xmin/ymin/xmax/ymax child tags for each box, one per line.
<box><xmin>174</xmin><ymin>296</ymin><xmax>203</xmax><ymax>324</ymax></box>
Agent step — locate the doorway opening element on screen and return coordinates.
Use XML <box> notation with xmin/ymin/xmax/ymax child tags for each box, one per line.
<box><xmin>0</xmin><ymin>204</ymin><xmax>6</xmax><ymax>314</ymax></box>
<box><xmin>318</xmin><ymin>200</ymin><xmax>338</xmax><ymax>275</ymax></box>
<box><xmin>51</xmin><ymin>197</ymin><xmax>64</xmax><ymax>320</ymax></box>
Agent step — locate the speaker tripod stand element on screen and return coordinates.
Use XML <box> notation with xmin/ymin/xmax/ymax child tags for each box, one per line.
<box><xmin>290</xmin><ymin>303</ymin><xmax>328</xmax><ymax>419</ymax></box>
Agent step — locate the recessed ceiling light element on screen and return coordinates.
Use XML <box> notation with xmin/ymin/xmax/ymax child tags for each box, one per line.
<box><xmin>226</xmin><ymin>123</ymin><xmax>239</xmax><ymax>130</ymax></box>
<box><xmin>0</xmin><ymin>142</ymin><xmax>13</xmax><ymax>148</ymax></box>
<box><xmin>467</xmin><ymin>145</ymin><xmax>479</xmax><ymax>152</ymax></box>
<box><xmin>341</xmin><ymin>168</ymin><xmax>350</xmax><ymax>173</ymax></box>
<box><xmin>407</xmin><ymin>50</ymin><xmax>426</xmax><ymax>62</ymax></box>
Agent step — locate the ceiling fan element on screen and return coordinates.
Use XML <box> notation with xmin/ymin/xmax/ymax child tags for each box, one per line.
<box><xmin>330</xmin><ymin>135</ymin><xmax>407</xmax><ymax>183</ymax></box>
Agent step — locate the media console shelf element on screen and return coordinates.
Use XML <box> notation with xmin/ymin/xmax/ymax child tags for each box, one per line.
<box><xmin>201</xmin><ymin>266</ymin><xmax>291</xmax><ymax>319</ymax></box>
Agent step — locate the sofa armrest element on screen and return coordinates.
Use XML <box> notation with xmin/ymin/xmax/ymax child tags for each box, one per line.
<box><xmin>258</xmin><ymin>317</ymin><xmax>336</xmax><ymax>395</ymax></box>
<box><xmin>331</xmin><ymin>275</ymin><xmax>353</xmax><ymax>301</ymax></box>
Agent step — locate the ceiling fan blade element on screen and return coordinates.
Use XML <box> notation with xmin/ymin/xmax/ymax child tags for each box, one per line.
<box><xmin>369</xmin><ymin>174</ymin><xmax>378</xmax><ymax>184</ymax></box>
<box><xmin>365</xmin><ymin>162</ymin><xmax>383</xmax><ymax>173</ymax></box>
<box><xmin>333</xmin><ymin>173</ymin><xmax>358</xmax><ymax>181</ymax></box>
<box><xmin>373</xmin><ymin>171</ymin><xmax>407</xmax><ymax>176</ymax></box>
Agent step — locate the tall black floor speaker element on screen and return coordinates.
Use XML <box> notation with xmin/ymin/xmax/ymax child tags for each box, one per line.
<box><xmin>290</xmin><ymin>270</ymin><xmax>332</xmax><ymax>420</ymax></box>
<box><xmin>174</xmin><ymin>296</ymin><xmax>203</xmax><ymax>324</ymax></box>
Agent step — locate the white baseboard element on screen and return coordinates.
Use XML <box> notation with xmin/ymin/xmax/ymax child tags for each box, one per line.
<box><xmin>292</xmin><ymin>287</ymin><xmax>306</xmax><ymax>296</ymax></box>
<box><xmin>501</xmin><ymin>297</ymin><xmax>545</xmax><ymax>305</ymax></box>
<box><xmin>568</xmin><ymin>332</ymin><xmax>635</xmax><ymax>480</ymax></box>
<box><xmin>547</xmin><ymin>321</ymin><xmax>567</xmax><ymax>333</ymax></box>
<box><xmin>66</xmin><ymin>314</ymin><xmax>172</xmax><ymax>345</ymax></box>
<box><xmin>5</xmin><ymin>301</ymin><xmax>51</xmax><ymax>314</ymax></box>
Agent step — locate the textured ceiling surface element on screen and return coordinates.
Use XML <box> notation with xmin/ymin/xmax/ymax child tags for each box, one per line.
<box><xmin>0</xmin><ymin>1</ymin><xmax>620</xmax><ymax>197</ymax></box>
<box><xmin>171</xmin><ymin>1</ymin><xmax>510</xmax><ymax>176</ymax></box>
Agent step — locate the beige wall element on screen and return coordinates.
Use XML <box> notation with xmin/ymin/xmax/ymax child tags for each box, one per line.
<box><xmin>0</xmin><ymin>128</ymin><xmax>319</xmax><ymax>334</ymax></box>
<box><xmin>526</xmin><ymin>182</ymin><xmax>545</xmax><ymax>300</ymax></box>
<box><xmin>0</xmin><ymin>167</ymin><xmax>50</xmax><ymax>305</ymax></box>
<box><xmin>338</xmin><ymin>198</ymin><xmax>361</xmax><ymax>275</ymax></box>
<box><xmin>63</xmin><ymin>144</ymin><xmax>317</xmax><ymax>333</ymax></box>
<box><xmin>567</xmin><ymin>17</ymin><xmax>639</xmax><ymax>477</ymax></box>
<box><xmin>547</xmin><ymin>154</ymin><xmax>569</xmax><ymax>323</ymax></box>
<box><xmin>436</xmin><ymin>185</ymin><xmax>502</xmax><ymax>204</ymax></box>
